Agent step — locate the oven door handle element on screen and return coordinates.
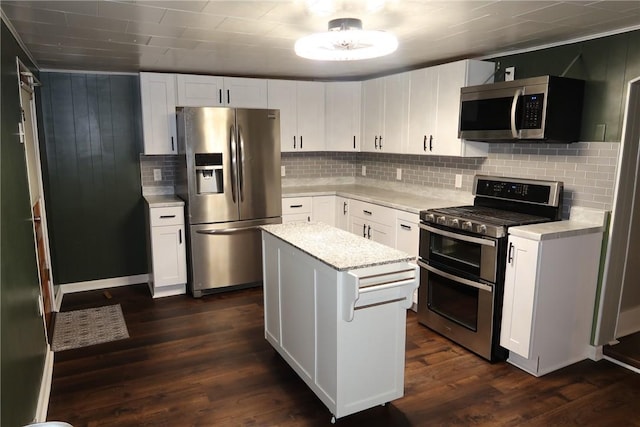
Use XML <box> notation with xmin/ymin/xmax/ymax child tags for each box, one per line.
<box><xmin>419</xmin><ymin>223</ymin><xmax>496</xmax><ymax>247</ymax></box>
<box><xmin>417</xmin><ymin>260</ymin><xmax>493</xmax><ymax>293</ymax></box>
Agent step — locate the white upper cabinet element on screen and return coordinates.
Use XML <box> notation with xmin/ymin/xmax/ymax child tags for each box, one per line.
<box><xmin>140</xmin><ymin>72</ymin><xmax>178</xmax><ymax>155</ymax></box>
<box><xmin>268</xmin><ymin>79</ymin><xmax>326</xmax><ymax>152</ymax></box>
<box><xmin>406</xmin><ymin>67</ymin><xmax>438</xmax><ymax>155</ymax></box>
<box><xmin>431</xmin><ymin>60</ymin><xmax>493</xmax><ymax>156</ymax></box>
<box><xmin>325</xmin><ymin>81</ymin><xmax>361</xmax><ymax>152</ymax></box>
<box><xmin>361</xmin><ymin>74</ymin><xmax>409</xmax><ymax>153</ymax></box>
<box><xmin>176</xmin><ymin>74</ymin><xmax>268</xmax><ymax>108</ymax></box>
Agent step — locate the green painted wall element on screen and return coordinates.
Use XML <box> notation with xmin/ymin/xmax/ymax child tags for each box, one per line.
<box><xmin>38</xmin><ymin>73</ymin><xmax>147</xmax><ymax>284</ymax></box>
<box><xmin>492</xmin><ymin>29</ymin><xmax>640</xmax><ymax>142</ymax></box>
<box><xmin>0</xmin><ymin>20</ymin><xmax>47</xmax><ymax>427</ymax></box>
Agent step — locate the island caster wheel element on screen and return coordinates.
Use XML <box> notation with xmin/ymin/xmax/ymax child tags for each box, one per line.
<box><xmin>331</xmin><ymin>415</ymin><xmax>336</xmax><ymax>424</ymax></box>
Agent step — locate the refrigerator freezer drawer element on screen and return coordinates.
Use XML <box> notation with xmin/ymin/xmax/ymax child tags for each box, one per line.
<box><xmin>188</xmin><ymin>218</ymin><xmax>281</xmax><ymax>296</ymax></box>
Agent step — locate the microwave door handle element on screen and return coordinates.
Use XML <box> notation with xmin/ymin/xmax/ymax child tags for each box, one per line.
<box><xmin>229</xmin><ymin>125</ymin><xmax>238</xmax><ymax>203</ymax></box>
<box><xmin>511</xmin><ymin>88</ymin><xmax>523</xmax><ymax>139</ymax></box>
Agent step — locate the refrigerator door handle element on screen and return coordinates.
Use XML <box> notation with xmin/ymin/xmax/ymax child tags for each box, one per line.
<box><xmin>229</xmin><ymin>125</ymin><xmax>238</xmax><ymax>203</ymax></box>
<box><xmin>196</xmin><ymin>226</ymin><xmax>259</xmax><ymax>235</ymax></box>
<box><xmin>237</xmin><ymin>125</ymin><xmax>245</xmax><ymax>202</ymax></box>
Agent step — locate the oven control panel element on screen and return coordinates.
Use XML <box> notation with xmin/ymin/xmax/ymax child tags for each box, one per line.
<box><xmin>421</xmin><ymin>212</ymin><xmax>505</xmax><ymax>238</ymax></box>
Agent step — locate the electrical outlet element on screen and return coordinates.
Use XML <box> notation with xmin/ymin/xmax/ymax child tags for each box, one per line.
<box><xmin>505</xmin><ymin>66</ymin><xmax>515</xmax><ymax>81</ymax></box>
<box><xmin>362</xmin><ymin>165</ymin><xmax>366</xmax><ymax>176</ymax></box>
<box><xmin>281</xmin><ymin>166</ymin><xmax>286</xmax><ymax>177</ymax></box>
<box><xmin>153</xmin><ymin>169</ymin><xmax>162</xmax><ymax>182</ymax></box>
<box><xmin>455</xmin><ymin>174</ymin><xmax>463</xmax><ymax>188</ymax></box>
<box><xmin>396</xmin><ymin>168</ymin><xmax>402</xmax><ymax>181</ymax></box>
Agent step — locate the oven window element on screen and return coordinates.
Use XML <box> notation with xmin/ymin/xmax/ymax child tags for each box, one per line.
<box><xmin>428</xmin><ymin>272</ymin><xmax>478</xmax><ymax>331</ymax></box>
<box><xmin>430</xmin><ymin>233</ymin><xmax>482</xmax><ymax>276</ymax></box>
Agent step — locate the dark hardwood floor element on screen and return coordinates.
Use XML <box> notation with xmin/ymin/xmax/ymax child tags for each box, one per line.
<box><xmin>604</xmin><ymin>332</ymin><xmax>640</xmax><ymax>370</ymax></box>
<box><xmin>48</xmin><ymin>285</ymin><xmax>640</xmax><ymax>427</ymax></box>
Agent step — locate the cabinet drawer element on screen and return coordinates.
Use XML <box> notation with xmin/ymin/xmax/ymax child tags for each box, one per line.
<box><xmin>150</xmin><ymin>206</ymin><xmax>184</xmax><ymax>226</ymax></box>
<box><xmin>350</xmin><ymin>200</ymin><xmax>395</xmax><ymax>224</ymax></box>
<box><xmin>282</xmin><ymin>197</ymin><xmax>312</xmax><ymax>214</ymax></box>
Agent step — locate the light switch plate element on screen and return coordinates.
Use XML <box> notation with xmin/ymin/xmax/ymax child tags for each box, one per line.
<box><xmin>396</xmin><ymin>168</ymin><xmax>402</xmax><ymax>180</ymax></box>
<box><xmin>505</xmin><ymin>66</ymin><xmax>515</xmax><ymax>81</ymax></box>
<box><xmin>455</xmin><ymin>174</ymin><xmax>463</xmax><ymax>188</ymax></box>
<box><xmin>362</xmin><ymin>165</ymin><xmax>366</xmax><ymax>176</ymax></box>
<box><xmin>281</xmin><ymin>166</ymin><xmax>286</xmax><ymax>177</ymax></box>
<box><xmin>153</xmin><ymin>169</ymin><xmax>162</xmax><ymax>182</ymax></box>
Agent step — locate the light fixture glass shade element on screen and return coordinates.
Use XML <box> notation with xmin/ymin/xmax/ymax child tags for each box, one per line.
<box><xmin>295</xmin><ymin>18</ymin><xmax>398</xmax><ymax>61</ymax></box>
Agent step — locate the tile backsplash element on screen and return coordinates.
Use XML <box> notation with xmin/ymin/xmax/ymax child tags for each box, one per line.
<box><xmin>140</xmin><ymin>141</ymin><xmax>619</xmax><ymax>217</ymax></box>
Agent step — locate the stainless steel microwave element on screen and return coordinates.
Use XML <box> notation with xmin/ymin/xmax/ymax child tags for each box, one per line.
<box><xmin>458</xmin><ymin>76</ymin><xmax>584</xmax><ymax>143</ymax></box>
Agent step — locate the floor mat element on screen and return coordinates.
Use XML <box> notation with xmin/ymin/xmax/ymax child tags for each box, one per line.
<box><xmin>51</xmin><ymin>304</ymin><xmax>129</xmax><ymax>352</ymax></box>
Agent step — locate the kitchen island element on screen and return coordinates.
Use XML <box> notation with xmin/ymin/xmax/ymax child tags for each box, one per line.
<box><xmin>260</xmin><ymin>222</ymin><xmax>418</xmax><ymax>423</ymax></box>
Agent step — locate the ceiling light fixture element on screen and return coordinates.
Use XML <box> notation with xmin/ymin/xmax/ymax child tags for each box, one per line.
<box><xmin>295</xmin><ymin>18</ymin><xmax>398</xmax><ymax>61</ymax></box>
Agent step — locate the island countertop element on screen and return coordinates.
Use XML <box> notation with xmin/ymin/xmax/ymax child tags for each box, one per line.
<box><xmin>261</xmin><ymin>222</ymin><xmax>414</xmax><ymax>271</ymax></box>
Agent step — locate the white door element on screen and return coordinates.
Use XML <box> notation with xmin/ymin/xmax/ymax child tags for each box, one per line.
<box><xmin>361</xmin><ymin>78</ymin><xmax>384</xmax><ymax>152</ymax></box>
<box><xmin>223</xmin><ymin>77</ymin><xmax>268</xmax><ymax>108</ymax></box>
<box><xmin>268</xmin><ymin>79</ymin><xmax>298</xmax><ymax>152</ymax></box>
<box><xmin>381</xmin><ymin>73</ymin><xmax>409</xmax><ymax>153</ymax></box>
<box><xmin>176</xmin><ymin>74</ymin><xmax>224</xmax><ymax>106</ymax></box>
<box><xmin>140</xmin><ymin>72</ymin><xmax>178</xmax><ymax>154</ymax></box>
<box><xmin>152</xmin><ymin>224</ymin><xmax>187</xmax><ymax>287</ymax></box>
<box><xmin>296</xmin><ymin>81</ymin><xmax>326</xmax><ymax>151</ymax></box>
<box><xmin>325</xmin><ymin>82</ymin><xmax>361</xmax><ymax>151</ymax></box>
<box><xmin>406</xmin><ymin>67</ymin><xmax>438</xmax><ymax>154</ymax></box>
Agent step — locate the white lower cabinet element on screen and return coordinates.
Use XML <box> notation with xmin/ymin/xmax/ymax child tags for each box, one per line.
<box><xmin>349</xmin><ymin>200</ymin><xmax>396</xmax><ymax>247</ymax></box>
<box><xmin>395</xmin><ymin>211</ymin><xmax>420</xmax><ymax>308</ymax></box>
<box><xmin>312</xmin><ymin>195</ymin><xmax>336</xmax><ymax>225</ymax></box>
<box><xmin>500</xmin><ymin>231</ymin><xmax>603</xmax><ymax>376</ymax></box>
<box><xmin>335</xmin><ymin>197</ymin><xmax>350</xmax><ymax>231</ymax></box>
<box><xmin>146</xmin><ymin>204</ymin><xmax>187</xmax><ymax>298</ymax></box>
<box><xmin>282</xmin><ymin>197</ymin><xmax>312</xmax><ymax>224</ymax></box>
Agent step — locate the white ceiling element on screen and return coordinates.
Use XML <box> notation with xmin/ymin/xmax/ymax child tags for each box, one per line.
<box><xmin>2</xmin><ymin>0</ymin><xmax>640</xmax><ymax>80</ymax></box>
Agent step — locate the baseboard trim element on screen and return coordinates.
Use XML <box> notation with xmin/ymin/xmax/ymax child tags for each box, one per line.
<box><xmin>54</xmin><ymin>286</ymin><xmax>64</xmax><ymax>312</ymax></box>
<box><xmin>617</xmin><ymin>306</ymin><xmax>640</xmax><ymax>338</ymax></box>
<box><xmin>603</xmin><ymin>355</ymin><xmax>640</xmax><ymax>375</ymax></box>
<box><xmin>588</xmin><ymin>345</ymin><xmax>603</xmax><ymax>361</ymax></box>
<box><xmin>58</xmin><ymin>274</ymin><xmax>149</xmax><ymax>302</ymax></box>
<box><xmin>35</xmin><ymin>346</ymin><xmax>54</xmax><ymax>422</ymax></box>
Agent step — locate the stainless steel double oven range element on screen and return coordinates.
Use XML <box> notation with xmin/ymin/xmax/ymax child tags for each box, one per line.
<box><xmin>417</xmin><ymin>175</ymin><xmax>563</xmax><ymax>361</ymax></box>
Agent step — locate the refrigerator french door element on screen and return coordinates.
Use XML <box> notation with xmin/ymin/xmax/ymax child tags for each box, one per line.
<box><xmin>176</xmin><ymin>107</ymin><xmax>282</xmax><ymax>296</ymax></box>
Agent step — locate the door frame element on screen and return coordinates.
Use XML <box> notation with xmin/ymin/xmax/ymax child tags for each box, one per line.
<box><xmin>594</xmin><ymin>76</ymin><xmax>640</xmax><ymax>345</ymax></box>
<box><xmin>17</xmin><ymin>58</ymin><xmax>55</xmax><ymax>334</ymax></box>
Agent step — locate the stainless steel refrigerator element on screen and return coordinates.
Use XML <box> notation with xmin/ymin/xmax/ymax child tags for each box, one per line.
<box><xmin>176</xmin><ymin>107</ymin><xmax>282</xmax><ymax>297</ymax></box>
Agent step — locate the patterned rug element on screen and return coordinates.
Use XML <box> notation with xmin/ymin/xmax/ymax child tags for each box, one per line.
<box><xmin>52</xmin><ymin>304</ymin><xmax>129</xmax><ymax>352</ymax></box>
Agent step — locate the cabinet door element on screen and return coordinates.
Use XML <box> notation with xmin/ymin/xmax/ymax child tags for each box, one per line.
<box><xmin>500</xmin><ymin>235</ymin><xmax>540</xmax><ymax>358</ymax></box>
<box><xmin>335</xmin><ymin>197</ymin><xmax>350</xmax><ymax>231</ymax></box>
<box><xmin>312</xmin><ymin>195</ymin><xmax>336</xmax><ymax>226</ymax></box>
<box><xmin>381</xmin><ymin>73</ymin><xmax>409</xmax><ymax>153</ymax></box>
<box><xmin>361</xmin><ymin>78</ymin><xmax>384</xmax><ymax>152</ymax></box>
<box><xmin>282</xmin><ymin>213</ymin><xmax>312</xmax><ymax>224</ymax></box>
<box><xmin>406</xmin><ymin>68</ymin><xmax>438</xmax><ymax>155</ymax></box>
<box><xmin>296</xmin><ymin>81</ymin><xmax>326</xmax><ymax>151</ymax></box>
<box><xmin>350</xmin><ymin>217</ymin><xmax>368</xmax><ymax>239</ymax></box>
<box><xmin>140</xmin><ymin>72</ymin><xmax>178</xmax><ymax>154</ymax></box>
<box><xmin>151</xmin><ymin>224</ymin><xmax>187</xmax><ymax>287</ymax></box>
<box><xmin>368</xmin><ymin>221</ymin><xmax>395</xmax><ymax>247</ymax></box>
<box><xmin>268</xmin><ymin>79</ymin><xmax>299</xmax><ymax>152</ymax></box>
<box><xmin>176</xmin><ymin>74</ymin><xmax>224</xmax><ymax>107</ymax></box>
<box><xmin>224</xmin><ymin>77</ymin><xmax>268</xmax><ymax>108</ymax></box>
<box><xmin>325</xmin><ymin>82</ymin><xmax>361</xmax><ymax>151</ymax></box>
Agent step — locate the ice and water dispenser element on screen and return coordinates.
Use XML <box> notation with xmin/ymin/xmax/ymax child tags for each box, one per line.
<box><xmin>195</xmin><ymin>153</ymin><xmax>223</xmax><ymax>194</ymax></box>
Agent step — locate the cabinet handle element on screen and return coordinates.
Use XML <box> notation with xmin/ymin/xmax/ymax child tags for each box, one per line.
<box><xmin>423</xmin><ymin>135</ymin><xmax>427</xmax><ymax>151</ymax></box>
<box><xmin>227</xmin><ymin>89</ymin><xmax>230</xmax><ymax>104</ymax></box>
<box><xmin>367</xmin><ymin>225</ymin><xmax>371</xmax><ymax>239</ymax></box>
<box><xmin>379</xmin><ymin>136</ymin><xmax>383</xmax><ymax>149</ymax></box>
<box><xmin>353</xmin><ymin>135</ymin><xmax>356</xmax><ymax>149</ymax></box>
<box><xmin>363</xmin><ymin>224</ymin><xmax>367</xmax><ymax>237</ymax></box>
<box><xmin>300</xmin><ymin>135</ymin><xmax>303</xmax><ymax>149</ymax></box>
<box><xmin>343</xmin><ymin>201</ymin><xmax>348</xmax><ymax>215</ymax></box>
<box><xmin>400</xmin><ymin>224</ymin><xmax>412</xmax><ymax>230</ymax></box>
<box><xmin>219</xmin><ymin>89</ymin><xmax>222</xmax><ymax>104</ymax></box>
<box><xmin>289</xmin><ymin>204</ymin><xmax>303</xmax><ymax>208</ymax></box>
<box><xmin>508</xmin><ymin>242</ymin><xmax>514</xmax><ymax>263</ymax></box>
<box><xmin>374</xmin><ymin>136</ymin><xmax>378</xmax><ymax>149</ymax></box>
<box><xmin>160</xmin><ymin>215</ymin><xmax>176</xmax><ymax>218</ymax></box>
<box><xmin>293</xmin><ymin>135</ymin><xmax>296</xmax><ymax>149</ymax></box>
<box><xmin>429</xmin><ymin>135</ymin><xmax>433</xmax><ymax>152</ymax></box>
<box><xmin>179</xmin><ymin>229</ymin><xmax>182</xmax><ymax>244</ymax></box>
<box><xmin>171</xmin><ymin>136</ymin><xmax>175</xmax><ymax>152</ymax></box>
<box><xmin>307</xmin><ymin>216</ymin><xmax>311</xmax><ymax>222</ymax></box>
<box><xmin>363</xmin><ymin>210</ymin><xmax>372</xmax><ymax>215</ymax></box>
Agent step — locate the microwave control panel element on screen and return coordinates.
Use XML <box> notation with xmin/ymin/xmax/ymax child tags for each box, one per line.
<box><xmin>522</xmin><ymin>94</ymin><xmax>544</xmax><ymax>129</ymax></box>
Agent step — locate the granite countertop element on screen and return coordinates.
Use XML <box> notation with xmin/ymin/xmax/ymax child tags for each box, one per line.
<box><xmin>143</xmin><ymin>194</ymin><xmax>185</xmax><ymax>208</ymax></box>
<box><xmin>509</xmin><ymin>207</ymin><xmax>609</xmax><ymax>241</ymax></box>
<box><xmin>261</xmin><ymin>222</ymin><xmax>414</xmax><ymax>271</ymax></box>
<box><xmin>282</xmin><ymin>184</ymin><xmax>469</xmax><ymax>214</ymax></box>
